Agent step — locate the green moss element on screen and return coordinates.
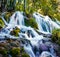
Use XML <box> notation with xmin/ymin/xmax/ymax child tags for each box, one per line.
<box><xmin>10</xmin><ymin>47</ymin><xmax>20</xmax><ymax>57</ymax></box>
<box><xmin>52</xmin><ymin>29</ymin><xmax>60</xmax><ymax>45</ymax></box>
<box><xmin>25</xmin><ymin>18</ymin><xmax>38</xmax><ymax>29</ymax></box>
<box><xmin>0</xmin><ymin>18</ymin><xmax>5</xmax><ymax>27</ymax></box>
<box><xmin>10</xmin><ymin>27</ymin><xmax>20</xmax><ymax>36</ymax></box>
<box><xmin>22</xmin><ymin>53</ymin><xmax>30</xmax><ymax>57</ymax></box>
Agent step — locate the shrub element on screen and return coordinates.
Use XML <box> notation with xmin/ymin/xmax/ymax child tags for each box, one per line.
<box><xmin>10</xmin><ymin>47</ymin><xmax>20</xmax><ymax>57</ymax></box>
<box><xmin>10</xmin><ymin>27</ymin><xmax>20</xmax><ymax>36</ymax></box>
<box><xmin>0</xmin><ymin>47</ymin><xmax>8</xmax><ymax>56</ymax></box>
<box><xmin>25</xmin><ymin>18</ymin><xmax>38</xmax><ymax>29</ymax></box>
<box><xmin>52</xmin><ymin>29</ymin><xmax>60</xmax><ymax>45</ymax></box>
<box><xmin>22</xmin><ymin>53</ymin><xmax>30</xmax><ymax>57</ymax></box>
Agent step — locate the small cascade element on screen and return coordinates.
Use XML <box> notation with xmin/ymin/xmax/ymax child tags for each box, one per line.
<box><xmin>33</xmin><ymin>13</ymin><xmax>44</xmax><ymax>32</ymax></box>
<box><xmin>24</xmin><ymin>44</ymin><xmax>35</xmax><ymax>57</ymax></box>
<box><xmin>33</xmin><ymin>12</ymin><xmax>50</xmax><ymax>32</ymax></box>
<box><xmin>0</xmin><ymin>11</ymin><xmax>60</xmax><ymax>57</ymax></box>
<box><xmin>40</xmin><ymin>51</ymin><xmax>54</xmax><ymax>57</ymax></box>
<box><xmin>49</xmin><ymin>45</ymin><xmax>56</xmax><ymax>56</ymax></box>
<box><xmin>9</xmin><ymin>11</ymin><xmax>24</xmax><ymax>28</ymax></box>
<box><xmin>33</xmin><ymin>12</ymin><xmax>60</xmax><ymax>33</ymax></box>
<box><xmin>45</xmin><ymin>16</ymin><xmax>60</xmax><ymax>31</ymax></box>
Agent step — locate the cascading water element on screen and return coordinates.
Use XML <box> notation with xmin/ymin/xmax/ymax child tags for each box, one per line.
<box><xmin>45</xmin><ymin>16</ymin><xmax>60</xmax><ymax>31</ymax></box>
<box><xmin>24</xmin><ymin>43</ymin><xmax>35</xmax><ymax>57</ymax></box>
<box><xmin>9</xmin><ymin>11</ymin><xmax>24</xmax><ymax>28</ymax></box>
<box><xmin>33</xmin><ymin>12</ymin><xmax>60</xmax><ymax>33</ymax></box>
<box><xmin>40</xmin><ymin>51</ymin><xmax>55</xmax><ymax>57</ymax></box>
<box><xmin>1</xmin><ymin>11</ymin><xmax>60</xmax><ymax>57</ymax></box>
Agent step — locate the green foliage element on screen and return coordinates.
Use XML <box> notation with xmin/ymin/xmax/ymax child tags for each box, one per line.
<box><xmin>10</xmin><ymin>47</ymin><xmax>20</xmax><ymax>57</ymax></box>
<box><xmin>22</xmin><ymin>53</ymin><xmax>30</xmax><ymax>57</ymax></box>
<box><xmin>0</xmin><ymin>40</ymin><xmax>29</xmax><ymax>57</ymax></box>
<box><xmin>4</xmin><ymin>12</ymin><xmax>12</xmax><ymax>22</ymax></box>
<box><xmin>25</xmin><ymin>18</ymin><xmax>38</xmax><ymax>29</ymax></box>
<box><xmin>52</xmin><ymin>29</ymin><xmax>60</xmax><ymax>45</ymax></box>
<box><xmin>15</xmin><ymin>1</ymin><xmax>24</xmax><ymax>11</ymax></box>
<box><xmin>0</xmin><ymin>18</ymin><xmax>5</xmax><ymax>27</ymax></box>
<box><xmin>0</xmin><ymin>47</ymin><xmax>8</xmax><ymax>56</ymax></box>
<box><xmin>10</xmin><ymin>27</ymin><xmax>20</xmax><ymax>36</ymax></box>
<box><xmin>0</xmin><ymin>0</ymin><xmax>60</xmax><ymax>21</ymax></box>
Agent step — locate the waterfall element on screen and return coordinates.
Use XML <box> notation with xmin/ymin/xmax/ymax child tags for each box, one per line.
<box><xmin>9</xmin><ymin>11</ymin><xmax>24</xmax><ymax>28</ymax></box>
<box><xmin>45</xmin><ymin>16</ymin><xmax>60</xmax><ymax>31</ymax></box>
<box><xmin>49</xmin><ymin>45</ymin><xmax>56</xmax><ymax>56</ymax></box>
<box><xmin>33</xmin><ymin>13</ymin><xmax>44</xmax><ymax>32</ymax></box>
<box><xmin>24</xmin><ymin>44</ymin><xmax>35</xmax><ymax>57</ymax></box>
<box><xmin>33</xmin><ymin>12</ymin><xmax>60</xmax><ymax>33</ymax></box>
<box><xmin>19</xmin><ymin>26</ymin><xmax>44</xmax><ymax>57</ymax></box>
<box><xmin>0</xmin><ymin>11</ymin><xmax>60</xmax><ymax>57</ymax></box>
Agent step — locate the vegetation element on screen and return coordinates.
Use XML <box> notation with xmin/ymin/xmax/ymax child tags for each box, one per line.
<box><xmin>0</xmin><ymin>0</ymin><xmax>60</xmax><ymax>21</ymax></box>
<box><xmin>0</xmin><ymin>0</ymin><xmax>60</xmax><ymax>57</ymax></box>
<box><xmin>0</xmin><ymin>39</ymin><xmax>30</xmax><ymax>57</ymax></box>
<box><xmin>52</xmin><ymin>29</ymin><xmax>60</xmax><ymax>45</ymax></box>
<box><xmin>3</xmin><ymin>12</ymin><xmax>12</xmax><ymax>22</ymax></box>
<box><xmin>25</xmin><ymin>18</ymin><xmax>38</xmax><ymax>29</ymax></box>
<box><xmin>10</xmin><ymin>27</ymin><xmax>20</xmax><ymax>36</ymax></box>
<box><xmin>22</xmin><ymin>53</ymin><xmax>30</xmax><ymax>57</ymax></box>
<box><xmin>10</xmin><ymin>47</ymin><xmax>20</xmax><ymax>57</ymax></box>
<box><xmin>0</xmin><ymin>47</ymin><xmax>8</xmax><ymax>56</ymax></box>
<box><xmin>0</xmin><ymin>18</ymin><xmax>5</xmax><ymax>27</ymax></box>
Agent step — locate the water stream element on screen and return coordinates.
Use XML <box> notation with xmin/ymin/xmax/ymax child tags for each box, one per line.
<box><xmin>33</xmin><ymin>12</ymin><xmax>60</xmax><ymax>33</ymax></box>
<box><xmin>0</xmin><ymin>11</ymin><xmax>60</xmax><ymax>57</ymax></box>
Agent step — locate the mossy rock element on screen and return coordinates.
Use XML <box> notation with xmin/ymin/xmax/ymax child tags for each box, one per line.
<box><xmin>10</xmin><ymin>47</ymin><xmax>20</xmax><ymax>57</ymax></box>
<box><xmin>0</xmin><ymin>18</ymin><xmax>5</xmax><ymax>27</ymax></box>
<box><xmin>25</xmin><ymin>18</ymin><xmax>38</xmax><ymax>29</ymax></box>
<box><xmin>10</xmin><ymin>27</ymin><xmax>20</xmax><ymax>37</ymax></box>
<box><xmin>52</xmin><ymin>29</ymin><xmax>60</xmax><ymax>45</ymax></box>
<box><xmin>22</xmin><ymin>53</ymin><xmax>30</xmax><ymax>57</ymax></box>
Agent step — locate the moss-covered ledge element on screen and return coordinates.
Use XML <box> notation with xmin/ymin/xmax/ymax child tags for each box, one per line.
<box><xmin>24</xmin><ymin>18</ymin><xmax>38</xmax><ymax>29</ymax></box>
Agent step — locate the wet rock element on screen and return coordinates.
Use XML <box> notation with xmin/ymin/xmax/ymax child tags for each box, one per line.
<box><xmin>52</xmin><ymin>43</ymin><xmax>60</xmax><ymax>57</ymax></box>
<box><xmin>45</xmin><ymin>42</ymin><xmax>52</xmax><ymax>47</ymax></box>
<box><xmin>39</xmin><ymin>43</ymin><xmax>49</xmax><ymax>51</ymax></box>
